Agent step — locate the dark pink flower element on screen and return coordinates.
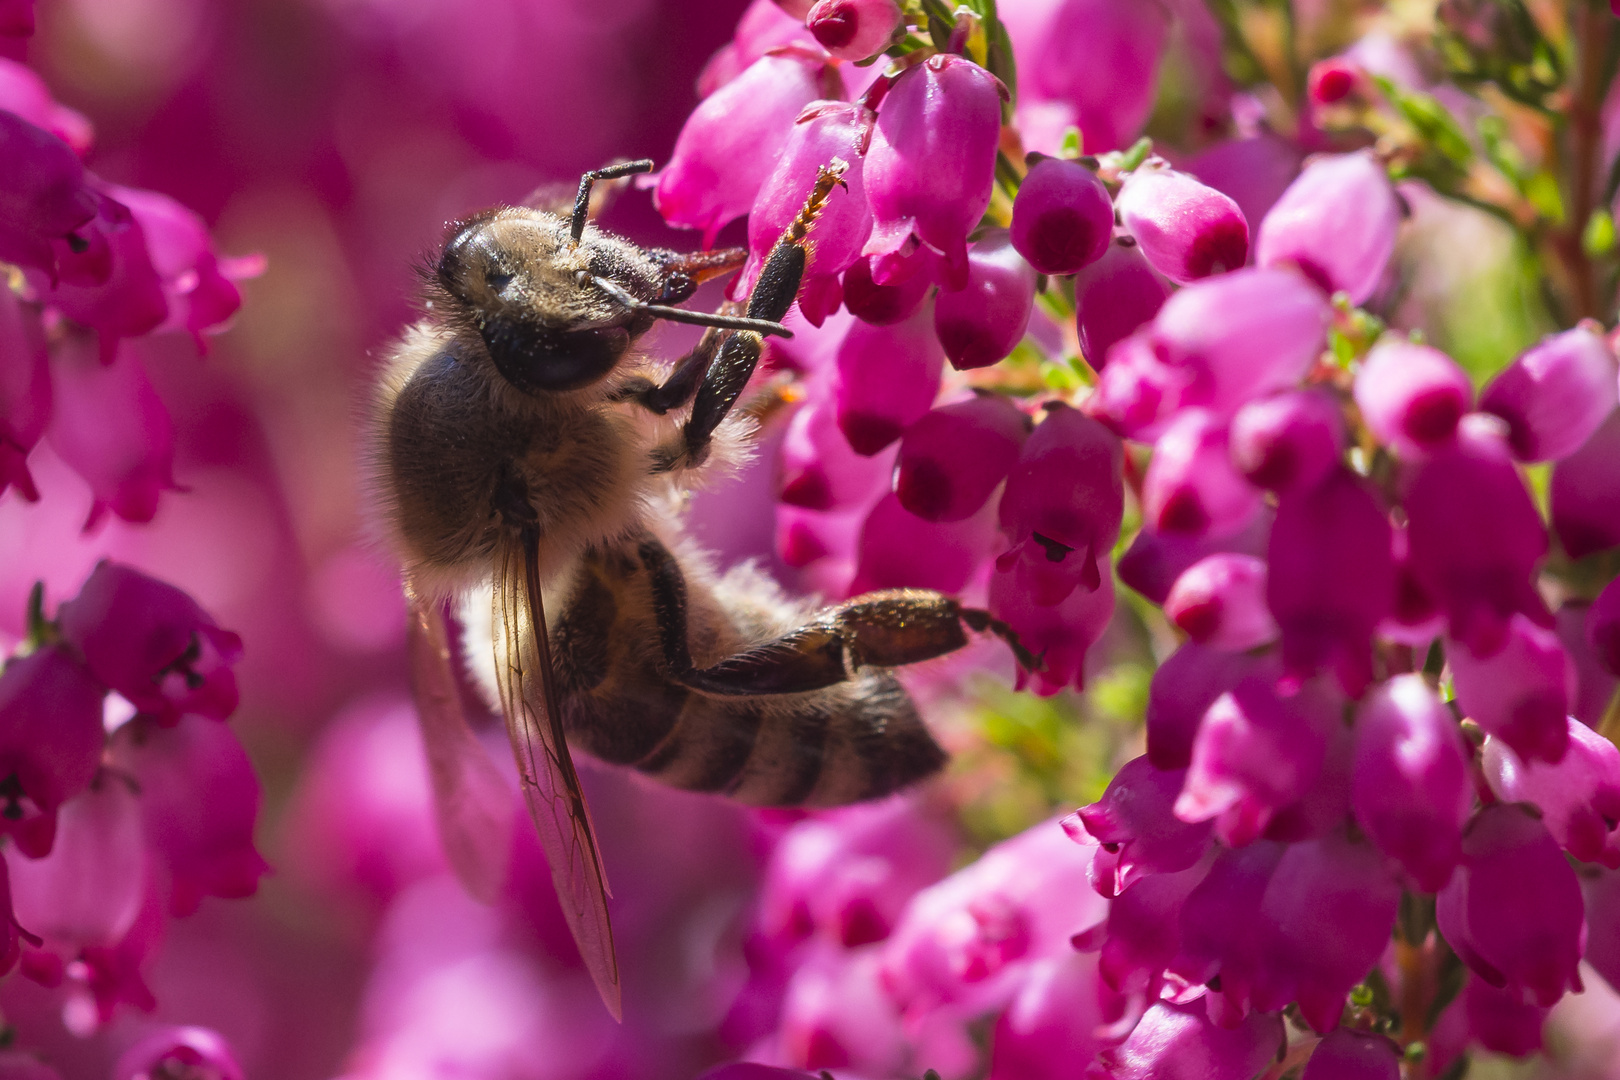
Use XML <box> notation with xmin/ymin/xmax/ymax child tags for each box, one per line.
<box><xmin>37</xmin><ymin>191</ymin><xmax>169</xmax><ymax>357</ymax></box>
<box><xmin>1255</xmin><ymin>152</ymin><xmax>1399</xmax><ymax>304</ymax></box>
<box><xmin>7</xmin><ymin>778</ymin><xmax>143</xmax><ymax>953</ymax></box>
<box><xmin>1562</xmin><ymin>598</ymin><xmax>1618</xmax><ymax>726</ymax></box>
<box><xmin>0</xmin><ymin>285</ymin><xmax>50</xmax><ymax>501</ymax></box>
<box><xmin>1169</xmin><ymin>841</ymin><xmax>1284</xmax><ymax>1012</ymax></box>
<box><xmin>1087</xmin><ymin>998</ymin><xmax>1282</xmax><ymax>1080</ymax></box>
<box><xmin>1142</xmin><ymin>410</ymin><xmax>1262</xmax><ymax>540</ymax></box>
<box><xmin>1590</xmin><ymin>576</ymin><xmax>1620</xmax><ymax>678</ymax></box>
<box><xmin>1449</xmin><ymin>613</ymin><xmax>1573</xmax><ymax>764</ymax></box>
<box><xmin>1229</xmin><ymin>389</ymin><xmax>1345</xmax><ymax>495</ymax></box>
<box><xmin>1073</xmin><ymin>238</ymin><xmax>1171</xmax><ymax>371</ymax></box>
<box><xmin>113</xmin><ymin>1026</ymin><xmax>244</xmax><ymax>1080</ymax></box>
<box><xmin>778</xmin><ymin>396</ymin><xmax>891</xmax><ymax>511</ymax></box>
<box><xmin>0</xmin><ymin>111</ymin><xmax>98</xmax><ymax>277</ymax></box>
<box><xmin>1118</xmin><ymin>507</ymin><xmax>1272</xmax><ymax>608</ymax></box>
<box><xmin>1552</xmin><ymin>406</ymin><xmax>1620</xmax><ymax>558</ymax></box>
<box><xmin>1483</xmin><ymin>717</ymin><xmax>1620</xmax><ymax>866</ymax></box>
<box><xmin>895</xmin><ymin>393</ymin><xmax>1028</xmax><ymax>522</ymax></box>
<box><xmin>1143</xmin><ymin>642</ymin><xmax>1256</xmax><ymax>771</ymax></box>
<box><xmin>1480</xmin><ymin>327</ymin><xmax>1619</xmax><ymax>463</ymax></box>
<box><xmin>1164</xmin><ymin>553</ymin><xmax>1276</xmax><ymax>652</ymax></box>
<box><xmin>0</xmin><ymin>643</ymin><xmax>104</xmax><ymax>830</ymax></box>
<box><xmin>1010</xmin><ymin>157</ymin><xmax>1113</xmax><ymax>276</ymax></box>
<box><xmin>805</xmin><ymin>0</ymin><xmax>900</xmax><ymax>61</ymax></box>
<box><xmin>1307</xmin><ymin>57</ymin><xmax>1363</xmax><ymax>105</ymax></box>
<box><xmin>1581</xmin><ymin>863</ymin><xmax>1620</xmax><ymax>998</ymax></box>
<box><xmin>990</xmin><ymin>953</ymin><xmax>1106</xmax><ymax>1080</ymax></box>
<box><xmin>58</xmin><ymin>561</ymin><xmax>242</xmax><ymax>726</ymax></box>
<box><xmin>1116</xmin><ymin>164</ymin><xmax>1249</xmax><ymax>284</ymax></box>
<box><xmin>989</xmin><ymin>560</ymin><xmax>1116</xmax><ymax>696</ymax></box>
<box><xmin>0</xmin><ymin>57</ymin><xmax>91</xmax><ymax>151</ymax></box>
<box><xmin>833</xmin><ymin>302</ymin><xmax>944</xmax><ymax>454</ymax></box>
<box><xmin>1185</xmin><ymin>136</ymin><xmax>1303</xmax><ymax>236</ymax></box>
<box><xmin>774</xmin><ymin>944</ymin><xmax>909</xmax><ymax>1074</ymax></box>
<box><xmin>1354</xmin><ymin>340</ymin><xmax>1473</xmax><ymax>458</ymax></box>
<box><xmin>1072</xmin><ymin>858</ymin><xmax>1208</xmax><ymax>1021</ymax></box>
<box><xmin>1067</xmin><ymin>756</ymin><xmax>1212</xmax><ymax>898</ymax></box>
<box><xmin>1301</xmin><ymin>1029</ymin><xmax>1400</xmax><ymax>1080</ymax></box>
<box><xmin>849</xmin><ymin>492</ymin><xmax>999</xmax><ymax>594</ymax></box>
<box><xmin>841</xmin><ymin>251</ymin><xmax>933</xmax><ymax>325</ymax></box>
<box><xmin>933</xmin><ymin>231</ymin><xmax>1036</xmax><ymax>370</ymax></box>
<box><xmin>698</xmin><ymin>0</ymin><xmax>816</xmax><ymax>97</ymax></box>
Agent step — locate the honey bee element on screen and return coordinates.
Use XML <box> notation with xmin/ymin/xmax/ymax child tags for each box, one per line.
<box><xmin>369</xmin><ymin>160</ymin><xmax>1036</xmax><ymax>1019</ymax></box>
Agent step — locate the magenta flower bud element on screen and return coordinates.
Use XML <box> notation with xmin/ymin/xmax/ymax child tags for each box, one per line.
<box><xmin>1590</xmin><ymin>577</ymin><xmax>1620</xmax><ymax>678</ymax></box>
<box><xmin>1186</xmin><ymin>136</ymin><xmax>1304</xmax><ymax>239</ymax></box>
<box><xmin>805</xmin><ymin>0</ymin><xmax>900</xmax><ymax>61</ymax></box>
<box><xmin>1479</xmin><ymin>327</ymin><xmax>1619</xmax><ymax>462</ymax></box>
<box><xmin>1483</xmin><ymin>718</ymin><xmax>1620</xmax><ymax>867</ymax></box>
<box><xmin>850</xmin><ymin>492</ymin><xmax>999</xmax><ymax>595</ymax></box>
<box><xmin>1308</xmin><ymin>57</ymin><xmax>1363</xmax><ymax>104</ymax></box>
<box><xmin>1351</xmin><ymin>675</ymin><xmax>1471</xmax><ymax>891</ymax></box>
<box><xmin>0</xmin><ymin>286</ymin><xmax>50</xmax><ymax>501</ymax></box>
<box><xmin>737</xmin><ymin>100</ymin><xmax>874</xmax><ymax>327</ymax></box>
<box><xmin>1175</xmin><ymin>672</ymin><xmax>1339</xmax><ymax>846</ymax></box>
<box><xmin>988</xmin><ymin>561</ymin><xmax>1115</xmax><ymax>696</ymax></box>
<box><xmin>1353</xmin><ymin>340</ymin><xmax>1473</xmax><ymax>458</ymax></box>
<box><xmin>1115</xmin><ymin>164</ymin><xmax>1249</xmax><ymax>284</ymax></box>
<box><xmin>1090</xmin><ymin>999</ymin><xmax>1282</xmax><ymax>1080</ymax></box>
<box><xmin>1450</xmin><ymin>613</ymin><xmax>1573</xmax><ymax>763</ymax></box>
<box><xmin>1267</xmin><ymin>466</ymin><xmax>1394</xmax><ymax>695</ymax></box>
<box><xmin>1405</xmin><ymin>419</ymin><xmax>1551</xmax><ymax>654</ymax></box>
<box><xmin>1229</xmin><ymin>389</ymin><xmax>1345</xmax><ymax>495</ymax></box>
<box><xmin>1164</xmin><ymin>553</ymin><xmax>1276</xmax><ymax>651</ymax></box>
<box><xmin>1436</xmin><ymin>804</ymin><xmax>1584</xmax><ymax>1007</ymax></box>
<box><xmin>1066</xmin><ymin>756</ymin><xmax>1211</xmax><ymax>898</ymax></box>
<box><xmin>111</xmin><ymin>716</ymin><xmax>269</xmax><ymax>916</ymax></box>
<box><xmin>8</xmin><ymin>779</ymin><xmax>142</xmax><ymax>951</ymax></box>
<box><xmin>862</xmin><ymin>55</ymin><xmax>1003</xmax><ymax>290</ymax></box>
<box><xmin>896</xmin><ymin>393</ymin><xmax>1028</xmax><ymax>521</ymax></box>
<box><xmin>698</xmin><ymin>0</ymin><xmax>817</xmax><ymax>96</ymax></box>
<box><xmin>1009</xmin><ymin>157</ymin><xmax>1113</xmax><ymax>275</ymax></box>
<box><xmin>0</xmin><ymin>644</ymin><xmax>104</xmax><ymax>825</ymax></box>
<box><xmin>778</xmin><ymin>397</ymin><xmax>891</xmax><ymax>510</ymax></box>
<box><xmin>1073</xmin><ymin>238</ymin><xmax>1171</xmax><ymax>370</ymax></box>
<box><xmin>1142</xmin><ymin>411</ymin><xmax>1261</xmax><ymax>539</ymax></box>
<box><xmin>58</xmin><ymin>561</ymin><xmax>243</xmax><ymax>727</ymax></box>
<box><xmin>1118</xmin><ymin>507</ymin><xmax>1271</xmax><ymax>607</ymax></box>
<box><xmin>1144</xmin><ymin>642</ymin><xmax>1256</xmax><ymax>770</ymax></box>
<box><xmin>1552</xmin><ymin>407</ymin><xmax>1620</xmax><ymax>558</ymax></box>
<box><xmin>114</xmin><ymin>1027</ymin><xmax>244</xmax><ymax>1080</ymax></box>
<box><xmin>1301</xmin><ymin>1029</ymin><xmax>1401</xmax><ymax>1080</ymax></box>
<box><xmin>1083</xmin><ymin>331</ymin><xmax>1193</xmax><ymax>440</ymax></box>
<box><xmin>0</xmin><ymin>112</ymin><xmax>98</xmax><ymax>277</ymax></box>
<box><xmin>934</xmin><ymin>231</ymin><xmax>1036</xmax><ymax>370</ymax></box>
<box><xmin>655</xmin><ymin>52</ymin><xmax>825</xmax><ymax>246</ymax></box>
<box><xmin>833</xmin><ymin>303</ymin><xmax>944</xmax><ymax>454</ymax></box>
<box><xmin>1255</xmin><ymin>152</ymin><xmax>1398</xmax><ymax>304</ymax></box>
<box><xmin>842</xmin><ymin>251</ymin><xmax>935</xmax><ymax>326</ymax></box>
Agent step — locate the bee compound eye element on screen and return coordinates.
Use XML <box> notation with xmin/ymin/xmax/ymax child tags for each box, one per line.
<box><xmin>481</xmin><ymin>320</ymin><xmax>631</xmax><ymax>394</ymax></box>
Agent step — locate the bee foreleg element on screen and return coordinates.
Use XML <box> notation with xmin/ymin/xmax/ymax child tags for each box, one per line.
<box><xmin>610</xmin><ymin>324</ymin><xmax>725</xmax><ymax>415</ymax></box>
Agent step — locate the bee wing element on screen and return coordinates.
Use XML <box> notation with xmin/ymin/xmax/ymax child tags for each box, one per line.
<box><xmin>494</xmin><ymin>538</ymin><xmax>622</xmax><ymax>1021</ymax></box>
<box><xmin>407</xmin><ymin>595</ymin><xmax>515</xmax><ymax>905</ymax></box>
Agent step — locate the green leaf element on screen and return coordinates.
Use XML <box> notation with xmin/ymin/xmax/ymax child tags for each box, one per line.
<box><xmin>1585</xmin><ymin>208</ymin><xmax>1617</xmax><ymax>257</ymax></box>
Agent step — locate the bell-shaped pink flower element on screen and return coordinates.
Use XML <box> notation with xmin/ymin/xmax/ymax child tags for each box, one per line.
<box><xmin>805</xmin><ymin>0</ymin><xmax>900</xmax><ymax>61</ymax></box>
<box><xmin>1229</xmin><ymin>389</ymin><xmax>1345</xmax><ymax>495</ymax></box>
<box><xmin>1353</xmin><ymin>340</ymin><xmax>1473</xmax><ymax>459</ymax></box>
<box><xmin>1560</xmin><ymin>599</ymin><xmax>1617</xmax><ymax>726</ymax></box>
<box><xmin>1073</xmin><ymin>238</ymin><xmax>1171</xmax><ymax>371</ymax></box>
<box><xmin>654</xmin><ymin>52</ymin><xmax>826</xmax><ymax>247</ymax></box>
<box><xmin>0</xmin><ymin>643</ymin><xmax>104</xmax><ymax>829</ymax></box>
<box><xmin>110</xmin><ymin>716</ymin><xmax>269</xmax><ymax>916</ymax></box>
<box><xmin>774</xmin><ymin>944</ymin><xmax>909</xmax><ymax>1074</ymax></box>
<box><xmin>38</xmin><ymin>192</ymin><xmax>169</xmax><ymax>356</ymax></box>
<box><xmin>1405</xmin><ymin>417</ymin><xmax>1551</xmax><ymax>654</ymax></box>
<box><xmin>1066</xmin><ymin>756</ymin><xmax>1211</xmax><ymax>898</ymax></box>
<box><xmin>862</xmin><ymin>55</ymin><xmax>1003</xmax><ymax>290</ymax></box>
<box><xmin>1483</xmin><ymin>717</ymin><xmax>1620</xmax><ymax>866</ymax></box>
<box><xmin>1552</xmin><ymin>406</ymin><xmax>1620</xmax><ymax>558</ymax></box>
<box><xmin>0</xmin><ymin>111</ymin><xmax>98</xmax><ymax>277</ymax></box>
<box><xmin>1142</xmin><ymin>410</ymin><xmax>1261</xmax><ymax>540</ymax></box>
<box><xmin>58</xmin><ymin>561</ymin><xmax>243</xmax><ymax>726</ymax></box>
<box><xmin>934</xmin><ymin>231</ymin><xmax>1036</xmax><ymax>370</ymax></box>
<box><xmin>1480</xmin><ymin>327</ymin><xmax>1619</xmax><ymax>463</ymax></box>
<box><xmin>0</xmin><ymin>286</ymin><xmax>50</xmax><ymax>501</ymax></box>
<box><xmin>1255</xmin><ymin>152</ymin><xmax>1399</xmax><ymax>304</ymax></box>
<box><xmin>114</xmin><ymin>1027</ymin><xmax>244</xmax><ymax>1080</ymax></box>
<box><xmin>841</xmin><ymin>251</ymin><xmax>934</xmax><ymax>325</ymax></box>
<box><xmin>1351</xmin><ymin>675</ymin><xmax>1471</xmax><ymax>892</ymax></box>
<box><xmin>1164</xmin><ymin>553</ymin><xmax>1276</xmax><ymax>652</ymax></box>
<box><xmin>1115</xmin><ymin>164</ymin><xmax>1249</xmax><ymax>284</ymax></box>
<box><xmin>994</xmin><ymin>403</ymin><xmax>1123</xmax><ymax>606</ymax></box>
<box><xmin>1010</xmin><ymin>157</ymin><xmax>1113</xmax><ymax>275</ymax></box>
<box><xmin>895</xmin><ymin>393</ymin><xmax>1028</xmax><ymax>522</ymax></box>
<box><xmin>0</xmin><ymin>57</ymin><xmax>90</xmax><ymax>150</ymax></box>
<box><xmin>1073</xmin><ymin>858</ymin><xmax>1208</xmax><ymax>1021</ymax></box>
<box><xmin>1144</xmin><ymin>643</ymin><xmax>1256</xmax><ymax>771</ymax></box>
<box><xmin>1084</xmin><ymin>331</ymin><xmax>1196</xmax><ymax>439</ymax></box>
<box><xmin>1118</xmin><ymin>507</ymin><xmax>1272</xmax><ymax>607</ymax></box>
<box><xmin>990</xmin><ymin>952</ymin><xmax>1106</xmax><ymax>1080</ymax></box>
<box><xmin>8</xmin><ymin>778</ymin><xmax>143</xmax><ymax>953</ymax></box>
<box><xmin>1267</xmin><ymin>466</ymin><xmax>1394</xmax><ymax>696</ymax></box>
<box><xmin>988</xmin><ymin>561</ymin><xmax>1116</xmax><ymax>696</ymax></box>
<box><xmin>1170</xmin><ymin>840</ymin><xmax>1284</xmax><ymax>1010</ymax></box>
<box><xmin>1185</xmin><ymin>136</ymin><xmax>1304</xmax><ymax>240</ymax></box>
<box><xmin>1301</xmin><ymin>1029</ymin><xmax>1401</xmax><ymax>1080</ymax></box>
<box><xmin>850</xmin><ymin>492</ymin><xmax>999</xmax><ymax>594</ymax></box>
<box><xmin>1590</xmin><ymin>576</ymin><xmax>1620</xmax><ymax>678</ymax></box>
<box><xmin>777</xmin><ymin>396</ymin><xmax>891</xmax><ymax>511</ymax></box>
<box><xmin>1450</xmin><ymin>613</ymin><xmax>1573</xmax><ymax>764</ymax></box>
<box><xmin>1089</xmin><ymin>999</ymin><xmax>1282</xmax><ymax>1080</ymax></box>
<box><xmin>833</xmin><ymin>302</ymin><xmax>944</xmax><ymax>454</ymax></box>
<box><xmin>1436</xmin><ymin>804</ymin><xmax>1584</xmax><ymax>1007</ymax></box>
<box><xmin>736</xmin><ymin>100</ymin><xmax>874</xmax><ymax>327</ymax></box>
<box><xmin>697</xmin><ymin>0</ymin><xmax>816</xmax><ymax>96</ymax></box>
<box><xmin>1582</xmin><ymin>864</ymin><xmax>1620</xmax><ymax>999</ymax></box>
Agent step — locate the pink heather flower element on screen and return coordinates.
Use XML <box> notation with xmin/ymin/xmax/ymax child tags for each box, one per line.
<box><xmin>805</xmin><ymin>0</ymin><xmax>900</xmax><ymax>61</ymax></box>
<box><xmin>1118</xmin><ymin>507</ymin><xmax>1272</xmax><ymax>607</ymax></box>
<box><xmin>1451</xmin><ymin>974</ymin><xmax>1549</xmax><ymax>1058</ymax></box>
<box><xmin>1066</xmin><ymin>756</ymin><xmax>1212</xmax><ymax>898</ymax></box>
<box><xmin>1115</xmin><ymin>164</ymin><xmax>1249</xmax><ymax>284</ymax></box>
<box><xmin>895</xmin><ymin>394</ymin><xmax>1028</xmax><ymax>522</ymax></box>
<box><xmin>1582</xmin><ymin>864</ymin><xmax>1620</xmax><ymax>998</ymax></box>
<box><xmin>1009</xmin><ymin>157</ymin><xmax>1113</xmax><ymax>276</ymax></box>
<box><xmin>862</xmin><ymin>55</ymin><xmax>1003</xmax><ymax>290</ymax></box>
<box><xmin>1479</xmin><ymin>327</ymin><xmax>1619</xmax><ymax>462</ymax></box>
<box><xmin>1174</xmin><ymin>671</ymin><xmax>1339</xmax><ymax>846</ymax></box>
<box><xmin>774</xmin><ymin>944</ymin><xmax>911</xmax><ymax>1074</ymax></box>
<box><xmin>1449</xmin><ymin>613</ymin><xmax>1573</xmax><ymax>763</ymax></box>
<box><xmin>7</xmin><ymin>778</ymin><xmax>143</xmax><ymax>952</ymax></box>
<box><xmin>736</xmin><ymin>100</ymin><xmax>874</xmax><ymax>327</ymax></box>
<box><xmin>110</xmin><ymin>716</ymin><xmax>269</xmax><ymax>916</ymax></box>
<box><xmin>0</xmin><ymin>285</ymin><xmax>50</xmax><ymax>501</ymax></box>
<box><xmin>778</xmin><ymin>396</ymin><xmax>892</xmax><ymax>511</ymax></box>
<box><xmin>841</xmin><ymin>251</ymin><xmax>934</xmax><ymax>325</ymax></box>
<box><xmin>1168</xmin><ymin>841</ymin><xmax>1283</xmax><ymax>1014</ymax></box>
<box><xmin>698</xmin><ymin>0</ymin><xmax>816</xmax><ymax>97</ymax></box>
<box><xmin>1561</xmin><ymin>599</ymin><xmax>1618</xmax><ymax>726</ymax></box>
<box><xmin>1552</xmin><ymin>406</ymin><xmax>1620</xmax><ymax>558</ymax></box>
<box><xmin>1405</xmin><ymin>417</ymin><xmax>1552</xmax><ymax>654</ymax></box>
<box><xmin>1072</xmin><ymin>858</ymin><xmax>1209</xmax><ymax>1022</ymax></box>
<box><xmin>114</xmin><ymin>1027</ymin><xmax>244</xmax><ymax>1080</ymax></box>
<box><xmin>995</xmin><ymin>402</ymin><xmax>1123</xmax><ymax>606</ymax></box>
<box><xmin>850</xmin><ymin>492</ymin><xmax>1000</xmax><ymax>595</ymax></box>
<box><xmin>1308</xmin><ymin>57</ymin><xmax>1364</xmax><ymax>105</ymax></box>
<box><xmin>1591</xmin><ymin>577</ymin><xmax>1620</xmax><ymax>677</ymax></box>
<box><xmin>989</xmin><ymin>560</ymin><xmax>1115</xmax><ymax>696</ymax></box>
<box><xmin>1073</xmin><ymin>238</ymin><xmax>1171</xmax><ymax>370</ymax></box>
<box><xmin>1229</xmin><ymin>389</ymin><xmax>1345</xmax><ymax>495</ymax></box>
<box><xmin>1351</xmin><ymin>675</ymin><xmax>1472</xmax><ymax>892</ymax></box>
<box><xmin>1164</xmin><ymin>553</ymin><xmax>1276</xmax><ymax>652</ymax></box>
<box><xmin>1483</xmin><ymin>718</ymin><xmax>1620</xmax><ymax>867</ymax></box>
<box><xmin>1353</xmin><ymin>340</ymin><xmax>1473</xmax><ymax>458</ymax></box>
<box><xmin>1255</xmin><ymin>152</ymin><xmax>1399</xmax><ymax>304</ymax></box>
<box><xmin>58</xmin><ymin>561</ymin><xmax>243</xmax><ymax>726</ymax></box>
<box><xmin>990</xmin><ymin>952</ymin><xmax>1106</xmax><ymax>1080</ymax></box>
<box><xmin>1301</xmin><ymin>1029</ymin><xmax>1401</xmax><ymax>1080</ymax></box>
<box><xmin>1436</xmin><ymin>803</ymin><xmax>1585</xmax><ymax>1007</ymax></box>
<box><xmin>1087</xmin><ymin>999</ymin><xmax>1282</xmax><ymax>1080</ymax></box>
<box><xmin>833</xmin><ymin>303</ymin><xmax>944</xmax><ymax>454</ymax></box>
<box><xmin>46</xmin><ymin>338</ymin><xmax>178</xmax><ymax>527</ymax></box>
<box><xmin>1084</xmin><ymin>331</ymin><xmax>1195</xmax><ymax>439</ymax></box>
<box><xmin>1142</xmin><ymin>410</ymin><xmax>1262</xmax><ymax>540</ymax></box>
<box><xmin>933</xmin><ymin>231</ymin><xmax>1036</xmax><ymax>370</ymax></box>
<box><xmin>0</xmin><ymin>111</ymin><xmax>98</xmax><ymax>277</ymax></box>
<box><xmin>654</xmin><ymin>52</ymin><xmax>826</xmax><ymax>247</ymax></box>
<box><xmin>0</xmin><ymin>643</ymin><xmax>104</xmax><ymax>829</ymax></box>
<box><xmin>0</xmin><ymin>58</ymin><xmax>91</xmax><ymax>150</ymax></box>
<box><xmin>38</xmin><ymin>191</ymin><xmax>169</xmax><ymax>357</ymax></box>
<box><xmin>1185</xmin><ymin>136</ymin><xmax>1304</xmax><ymax>237</ymax></box>
<box><xmin>1144</xmin><ymin>643</ymin><xmax>1256</xmax><ymax>771</ymax></box>
<box><xmin>1267</xmin><ymin>466</ymin><xmax>1394</xmax><ymax>695</ymax></box>
<box><xmin>1383</xmin><ymin>525</ymin><xmax>1445</xmax><ymax>648</ymax></box>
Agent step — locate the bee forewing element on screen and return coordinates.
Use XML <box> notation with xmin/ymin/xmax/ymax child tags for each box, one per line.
<box><xmin>494</xmin><ymin>540</ymin><xmax>622</xmax><ymax>1022</ymax></box>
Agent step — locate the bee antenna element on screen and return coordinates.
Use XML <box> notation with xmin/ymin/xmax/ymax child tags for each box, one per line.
<box><xmin>588</xmin><ymin>274</ymin><xmax>795</xmax><ymax>340</ymax></box>
<box><xmin>571</xmin><ymin>160</ymin><xmax>655</xmax><ymax>244</ymax></box>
